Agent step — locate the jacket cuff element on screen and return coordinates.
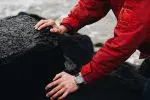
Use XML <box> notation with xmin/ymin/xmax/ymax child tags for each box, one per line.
<box><xmin>60</xmin><ymin>17</ymin><xmax>80</xmax><ymax>34</ymax></box>
<box><xmin>80</xmin><ymin>62</ymin><xmax>106</xmax><ymax>84</ymax></box>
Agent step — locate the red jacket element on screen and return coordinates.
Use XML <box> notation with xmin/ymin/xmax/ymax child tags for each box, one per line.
<box><xmin>61</xmin><ymin>0</ymin><xmax>150</xmax><ymax>83</ymax></box>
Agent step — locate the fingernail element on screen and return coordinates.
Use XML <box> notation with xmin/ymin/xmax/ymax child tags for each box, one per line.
<box><xmin>45</xmin><ymin>87</ymin><xmax>47</xmax><ymax>90</ymax></box>
<box><xmin>50</xmin><ymin>29</ymin><xmax>53</xmax><ymax>32</ymax></box>
<box><xmin>46</xmin><ymin>94</ymin><xmax>48</xmax><ymax>97</ymax></box>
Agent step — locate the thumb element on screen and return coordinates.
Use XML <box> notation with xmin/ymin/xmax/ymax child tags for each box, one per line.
<box><xmin>53</xmin><ymin>73</ymin><xmax>62</xmax><ymax>81</ymax></box>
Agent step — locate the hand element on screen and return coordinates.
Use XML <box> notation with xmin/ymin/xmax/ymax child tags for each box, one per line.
<box><xmin>45</xmin><ymin>72</ymin><xmax>79</xmax><ymax>100</ymax></box>
<box><xmin>34</xmin><ymin>19</ymin><xmax>68</xmax><ymax>35</ymax></box>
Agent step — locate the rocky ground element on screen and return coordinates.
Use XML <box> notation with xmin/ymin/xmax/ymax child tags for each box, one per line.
<box><xmin>0</xmin><ymin>0</ymin><xmax>144</xmax><ymax>66</ymax></box>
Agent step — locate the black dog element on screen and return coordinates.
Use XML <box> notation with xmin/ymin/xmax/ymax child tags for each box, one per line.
<box><xmin>0</xmin><ymin>12</ymin><xmax>148</xmax><ymax>100</ymax></box>
<box><xmin>0</xmin><ymin>12</ymin><xmax>94</xmax><ymax>100</ymax></box>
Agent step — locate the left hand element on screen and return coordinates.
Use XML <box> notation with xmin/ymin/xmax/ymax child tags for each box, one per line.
<box><xmin>45</xmin><ymin>71</ymin><xmax>79</xmax><ymax>100</ymax></box>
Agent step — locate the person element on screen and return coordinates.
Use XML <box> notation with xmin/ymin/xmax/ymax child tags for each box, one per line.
<box><xmin>35</xmin><ymin>0</ymin><xmax>150</xmax><ymax>100</ymax></box>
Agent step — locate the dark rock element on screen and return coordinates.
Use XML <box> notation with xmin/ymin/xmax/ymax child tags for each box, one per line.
<box><xmin>0</xmin><ymin>12</ymin><xmax>94</xmax><ymax>100</ymax></box>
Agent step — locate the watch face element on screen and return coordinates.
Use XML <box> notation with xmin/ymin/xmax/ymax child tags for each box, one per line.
<box><xmin>75</xmin><ymin>76</ymin><xmax>84</xmax><ymax>84</ymax></box>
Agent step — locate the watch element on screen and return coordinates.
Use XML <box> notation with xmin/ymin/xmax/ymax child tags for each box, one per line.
<box><xmin>74</xmin><ymin>73</ymin><xmax>85</xmax><ymax>86</ymax></box>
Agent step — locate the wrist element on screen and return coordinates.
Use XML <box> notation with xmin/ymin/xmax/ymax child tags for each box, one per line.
<box><xmin>59</xmin><ymin>25</ymin><xmax>68</xmax><ymax>34</ymax></box>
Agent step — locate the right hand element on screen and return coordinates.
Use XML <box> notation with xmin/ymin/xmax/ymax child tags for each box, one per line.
<box><xmin>34</xmin><ymin>19</ymin><xmax>68</xmax><ymax>35</ymax></box>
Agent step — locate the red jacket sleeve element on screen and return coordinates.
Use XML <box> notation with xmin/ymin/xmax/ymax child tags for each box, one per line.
<box><xmin>81</xmin><ymin>0</ymin><xmax>150</xmax><ymax>83</ymax></box>
<box><xmin>60</xmin><ymin>0</ymin><xmax>110</xmax><ymax>32</ymax></box>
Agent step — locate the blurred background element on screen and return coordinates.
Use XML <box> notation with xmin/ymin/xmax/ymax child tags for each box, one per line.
<box><xmin>0</xmin><ymin>0</ymin><xmax>144</xmax><ymax>66</ymax></box>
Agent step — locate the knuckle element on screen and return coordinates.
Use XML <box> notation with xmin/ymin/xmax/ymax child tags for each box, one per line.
<box><xmin>60</xmin><ymin>72</ymin><xmax>63</xmax><ymax>75</ymax></box>
<box><xmin>49</xmin><ymin>83</ymin><xmax>54</xmax><ymax>87</ymax></box>
<box><xmin>65</xmin><ymin>91</ymin><xmax>68</xmax><ymax>95</ymax></box>
<box><xmin>64</xmin><ymin>86</ymin><xmax>68</xmax><ymax>89</ymax></box>
<box><xmin>64</xmin><ymin>87</ymin><xmax>67</xmax><ymax>90</ymax></box>
<box><xmin>61</xmin><ymin>95</ymin><xmax>65</xmax><ymax>99</ymax></box>
<box><xmin>60</xmin><ymin>83</ymin><xmax>65</xmax><ymax>87</ymax></box>
<box><xmin>53</xmin><ymin>93</ymin><xmax>58</xmax><ymax>98</ymax></box>
<box><xmin>59</xmin><ymin>97</ymin><xmax>64</xmax><ymax>100</ymax></box>
<box><xmin>47</xmin><ymin>85</ymin><xmax>51</xmax><ymax>89</ymax></box>
<box><xmin>44</xmin><ymin>23</ymin><xmax>49</xmax><ymax>26</ymax></box>
<box><xmin>53</xmin><ymin>82</ymin><xmax>56</xmax><ymax>85</ymax></box>
<box><xmin>46</xmin><ymin>84</ymin><xmax>50</xmax><ymax>88</ymax></box>
<box><xmin>49</xmin><ymin>19</ymin><xmax>54</xmax><ymax>22</ymax></box>
<box><xmin>56</xmin><ymin>73</ymin><xmax>59</xmax><ymax>77</ymax></box>
<box><xmin>49</xmin><ymin>20</ymin><xmax>55</xmax><ymax>24</ymax></box>
<box><xmin>50</xmin><ymin>91</ymin><xmax>54</xmax><ymax>95</ymax></box>
<box><xmin>47</xmin><ymin>92</ymin><xmax>52</xmax><ymax>96</ymax></box>
<box><xmin>52</xmin><ymin>96</ymin><xmax>55</xmax><ymax>99</ymax></box>
<box><xmin>58</xmin><ymin>97</ymin><xmax>63</xmax><ymax>100</ymax></box>
<box><xmin>58</xmin><ymin>79</ymin><xmax>61</xmax><ymax>83</ymax></box>
<box><xmin>62</xmin><ymin>85</ymin><xmax>67</xmax><ymax>89</ymax></box>
<box><xmin>56</xmin><ymin>28</ymin><xmax>61</xmax><ymax>32</ymax></box>
<box><xmin>40</xmin><ymin>19</ymin><xmax>44</xmax><ymax>22</ymax></box>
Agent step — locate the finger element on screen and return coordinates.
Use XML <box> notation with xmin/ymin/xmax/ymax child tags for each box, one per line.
<box><xmin>38</xmin><ymin>19</ymin><xmax>58</xmax><ymax>30</ymax></box>
<box><xmin>58</xmin><ymin>91</ymin><xmax>69</xmax><ymax>100</ymax></box>
<box><xmin>47</xmin><ymin>19</ymin><xmax>57</xmax><ymax>27</ymax></box>
<box><xmin>46</xmin><ymin>85</ymin><xmax>62</xmax><ymax>97</ymax></box>
<box><xmin>50</xmin><ymin>27</ymin><xmax>60</xmax><ymax>33</ymax></box>
<box><xmin>50</xmin><ymin>98</ymin><xmax>54</xmax><ymax>100</ymax></box>
<box><xmin>37</xmin><ymin>23</ymin><xmax>49</xmax><ymax>30</ymax></box>
<box><xmin>53</xmin><ymin>72</ymin><xmax>65</xmax><ymax>81</ymax></box>
<box><xmin>50</xmin><ymin>28</ymin><xmax>55</xmax><ymax>32</ymax></box>
<box><xmin>53</xmin><ymin>73</ymin><xmax>62</xmax><ymax>81</ymax></box>
<box><xmin>51</xmin><ymin>88</ymin><xmax>65</xmax><ymax>99</ymax></box>
<box><xmin>54</xmin><ymin>27</ymin><xmax>61</xmax><ymax>33</ymax></box>
<box><xmin>45</xmin><ymin>79</ymin><xmax>61</xmax><ymax>90</ymax></box>
<box><xmin>35</xmin><ymin>20</ymin><xmax>46</xmax><ymax>29</ymax></box>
